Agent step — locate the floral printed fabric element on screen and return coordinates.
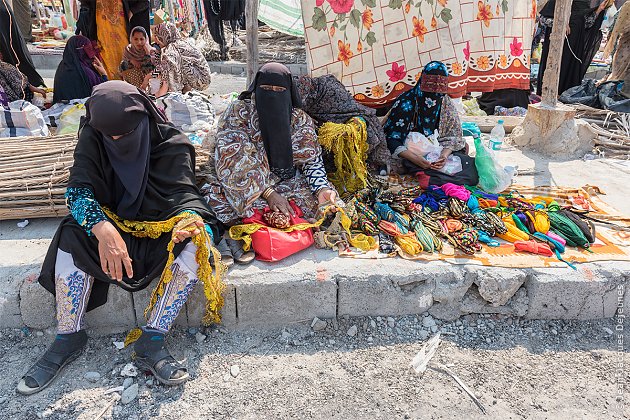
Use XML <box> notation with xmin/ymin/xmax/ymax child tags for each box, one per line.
<box><xmin>55</xmin><ymin>250</ymin><xmax>93</xmax><ymax>334</ymax></box>
<box><xmin>65</xmin><ymin>187</ymin><xmax>107</xmax><ymax>236</ymax></box>
<box><xmin>146</xmin><ymin>242</ymin><xmax>200</xmax><ymax>332</ymax></box>
<box><xmin>301</xmin><ymin>0</ymin><xmax>536</xmax><ymax>106</ymax></box>
<box><xmin>203</xmin><ymin>100</ymin><xmax>333</xmax><ymax>224</ymax></box>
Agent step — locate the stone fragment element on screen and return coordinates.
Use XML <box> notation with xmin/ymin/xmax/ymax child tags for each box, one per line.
<box><xmin>230</xmin><ymin>365</ymin><xmax>240</xmax><ymax>378</ymax></box>
<box><xmin>121</xmin><ymin>383</ymin><xmax>139</xmax><ymax>405</ymax></box>
<box><xmin>84</xmin><ymin>372</ymin><xmax>101</xmax><ymax>383</ymax></box>
<box><xmin>347</xmin><ymin>325</ymin><xmax>358</xmax><ymax>337</ymax></box>
<box><xmin>123</xmin><ymin>378</ymin><xmax>134</xmax><ymax>390</ymax></box>
<box><xmin>311</xmin><ymin>317</ymin><xmax>327</xmax><ymax>332</ymax></box>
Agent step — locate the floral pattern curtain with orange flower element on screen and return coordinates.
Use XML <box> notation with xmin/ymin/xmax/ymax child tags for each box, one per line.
<box><xmin>302</xmin><ymin>0</ymin><xmax>536</xmax><ymax>107</ymax></box>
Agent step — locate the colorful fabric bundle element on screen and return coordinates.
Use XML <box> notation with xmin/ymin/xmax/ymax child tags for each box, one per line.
<box><xmin>378</xmin><ymin>232</ymin><xmax>396</xmax><ymax>254</ymax></box>
<box><xmin>447</xmin><ymin>228</ymin><xmax>482</xmax><ymax>255</ymax></box>
<box><xmin>318</xmin><ymin>117</ymin><xmax>370</xmax><ymax>194</ymax></box>
<box><xmin>441</xmin><ymin>183</ymin><xmax>471</xmax><ymax>202</ymax></box>
<box><xmin>558</xmin><ymin>209</ymin><xmax>596</xmax><ymax>244</ymax></box>
<box><xmin>548</xmin><ymin>209</ymin><xmax>591</xmax><ymax>249</ymax></box>
<box><xmin>413</xmin><ymin>186</ymin><xmax>448</xmax><ymax>212</ymax></box>
<box><xmin>526</xmin><ymin>210</ymin><xmax>550</xmax><ymax>234</ymax></box>
<box><xmin>514</xmin><ymin>240</ymin><xmax>554</xmax><ymax>257</ymax></box>
<box><xmin>374</xmin><ymin>202</ymin><xmax>409</xmax><ymax>230</ymax></box>
<box><xmin>378</xmin><ymin>220</ymin><xmax>423</xmax><ymax>255</ymax></box>
<box><xmin>497</xmin><ymin>215</ymin><xmax>530</xmax><ymax>243</ymax></box>
<box><xmin>353</xmin><ymin>200</ymin><xmax>380</xmax><ymax>235</ymax></box>
<box><xmin>410</xmin><ymin>219</ymin><xmax>437</xmax><ymax>253</ymax></box>
<box><xmin>448</xmin><ymin>198</ymin><xmax>468</xmax><ymax>218</ymax></box>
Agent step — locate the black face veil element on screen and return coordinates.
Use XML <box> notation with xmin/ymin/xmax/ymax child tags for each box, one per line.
<box><xmin>239</xmin><ymin>63</ymin><xmax>302</xmax><ymax>180</ymax></box>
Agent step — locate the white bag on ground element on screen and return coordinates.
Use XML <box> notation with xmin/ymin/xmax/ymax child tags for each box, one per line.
<box><xmin>57</xmin><ymin>103</ymin><xmax>87</xmax><ymax>135</ymax></box>
<box><xmin>41</xmin><ymin>98</ymin><xmax>87</xmax><ymax>128</ymax></box>
<box><xmin>155</xmin><ymin>91</ymin><xmax>216</xmax><ymax>130</ymax></box>
<box><xmin>0</xmin><ymin>100</ymin><xmax>49</xmax><ymax>137</ymax></box>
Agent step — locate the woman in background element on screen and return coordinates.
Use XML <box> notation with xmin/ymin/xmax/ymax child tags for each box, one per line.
<box><xmin>120</xmin><ymin>26</ymin><xmax>155</xmax><ymax>89</ymax></box>
<box><xmin>95</xmin><ymin>0</ymin><xmax>128</xmax><ymax>79</ymax></box>
<box><xmin>53</xmin><ymin>35</ymin><xmax>108</xmax><ymax>103</ymax></box>
<box><xmin>384</xmin><ymin>61</ymin><xmax>477</xmax><ymax>187</ymax></box>
<box><xmin>0</xmin><ymin>51</ymin><xmax>46</xmax><ymax>103</ymax></box>
<box><xmin>0</xmin><ymin>0</ymin><xmax>45</xmax><ymax>88</ymax></box>
<box><xmin>153</xmin><ymin>22</ymin><xmax>212</xmax><ymax>96</ymax></box>
<box><xmin>537</xmin><ymin>0</ymin><xmax>613</xmax><ymax>96</ymax></box>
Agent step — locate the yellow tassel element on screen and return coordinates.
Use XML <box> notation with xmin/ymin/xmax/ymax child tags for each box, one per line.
<box><xmin>103</xmin><ymin>208</ymin><xmax>227</xmax><ymax>326</ymax></box>
<box><xmin>229</xmin><ymin>206</ymin><xmax>377</xmax><ymax>253</ymax></box>
<box><xmin>124</xmin><ymin>328</ymin><xmax>142</xmax><ymax>347</ymax></box>
<box><xmin>317</xmin><ymin>117</ymin><xmax>370</xmax><ymax>194</ymax></box>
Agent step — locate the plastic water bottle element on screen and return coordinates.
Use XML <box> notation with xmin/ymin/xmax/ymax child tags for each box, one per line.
<box><xmin>489</xmin><ymin>120</ymin><xmax>505</xmax><ymax>151</ymax></box>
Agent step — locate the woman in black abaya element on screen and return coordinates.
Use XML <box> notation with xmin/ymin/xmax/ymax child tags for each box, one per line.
<box><xmin>0</xmin><ymin>0</ymin><xmax>44</xmax><ymax>87</ymax></box>
<box><xmin>18</xmin><ymin>81</ymin><xmax>225</xmax><ymax>395</ymax></box>
<box><xmin>537</xmin><ymin>0</ymin><xmax>613</xmax><ymax>96</ymax></box>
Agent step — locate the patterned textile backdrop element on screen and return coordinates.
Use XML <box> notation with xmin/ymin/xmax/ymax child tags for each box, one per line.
<box><xmin>301</xmin><ymin>0</ymin><xmax>536</xmax><ymax>106</ymax></box>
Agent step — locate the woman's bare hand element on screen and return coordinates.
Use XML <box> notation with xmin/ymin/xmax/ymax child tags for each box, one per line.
<box><xmin>92</xmin><ymin>221</ymin><xmax>133</xmax><ymax>282</ymax></box>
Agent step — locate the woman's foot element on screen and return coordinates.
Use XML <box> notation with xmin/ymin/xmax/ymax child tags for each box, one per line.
<box><xmin>226</xmin><ymin>238</ymin><xmax>255</xmax><ymax>265</ymax></box>
<box><xmin>134</xmin><ymin>329</ymin><xmax>189</xmax><ymax>386</ymax></box>
<box><xmin>17</xmin><ymin>330</ymin><xmax>87</xmax><ymax>395</ymax></box>
<box><xmin>216</xmin><ymin>239</ymin><xmax>234</xmax><ymax>267</ymax></box>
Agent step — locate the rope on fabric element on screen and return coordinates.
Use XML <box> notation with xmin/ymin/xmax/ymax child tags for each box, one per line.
<box><xmin>317</xmin><ymin>117</ymin><xmax>370</xmax><ymax>194</ymax></box>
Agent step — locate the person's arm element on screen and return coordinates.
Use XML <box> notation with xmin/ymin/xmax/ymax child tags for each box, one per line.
<box><xmin>92</xmin><ymin>57</ymin><xmax>109</xmax><ymax>80</ymax></box>
<box><xmin>432</xmin><ymin>96</ymin><xmax>465</xmax><ymax>169</ymax></box>
<box><xmin>586</xmin><ymin>0</ymin><xmax>613</xmax><ymax>28</ymax></box>
<box><xmin>383</xmin><ymin>99</ymin><xmax>407</xmax><ymax>156</ymax></box>
<box><xmin>65</xmin><ymin>187</ymin><xmax>107</xmax><ymax>236</ymax></box>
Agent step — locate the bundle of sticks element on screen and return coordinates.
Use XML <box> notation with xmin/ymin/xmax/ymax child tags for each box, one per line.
<box><xmin>0</xmin><ymin>135</ymin><xmax>212</xmax><ymax>221</ymax></box>
<box><xmin>574</xmin><ymin>104</ymin><xmax>630</xmax><ymax>160</ymax></box>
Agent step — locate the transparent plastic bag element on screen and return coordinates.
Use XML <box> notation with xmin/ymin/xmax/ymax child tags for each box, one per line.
<box><xmin>57</xmin><ymin>103</ymin><xmax>86</xmax><ymax>135</ymax></box>
<box><xmin>405</xmin><ymin>131</ymin><xmax>441</xmax><ymax>156</ymax></box>
<box><xmin>474</xmin><ymin>136</ymin><xmax>513</xmax><ymax>193</ymax></box>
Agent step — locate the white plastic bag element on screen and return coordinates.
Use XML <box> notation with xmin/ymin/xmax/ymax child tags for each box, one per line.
<box><xmin>57</xmin><ymin>103</ymin><xmax>86</xmax><ymax>135</ymax></box>
<box><xmin>405</xmin><ymin>131</ymin><xmax>441</xmax><ymax>156</ymax></box>
<box><xmin>0</xmin><ymin>100</ymin><xmax>49</xmax><ymax>137</ymax></box>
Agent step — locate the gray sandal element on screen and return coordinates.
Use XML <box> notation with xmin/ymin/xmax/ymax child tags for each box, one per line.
<box><xmin>17</xmin><ymin>331</ymin><xmax>87</xmax><ymax>395</ymax></box>
<box><xmin>134</xmin><ymin>347</ymin><xmax>189</xmax><ymax>386</ymax></box>
<box><xmin>226</xmin><ymin>238</ymin><xmax>255</xmax><ymax>265</ymax></box>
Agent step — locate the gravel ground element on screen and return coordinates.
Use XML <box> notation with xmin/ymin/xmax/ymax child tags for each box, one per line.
<box><xmin>0</xmin><ymin>314</ymin><xmax>628</xmax><ymax>419</ymax></box>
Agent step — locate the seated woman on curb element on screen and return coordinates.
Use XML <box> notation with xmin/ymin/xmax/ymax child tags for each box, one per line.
<box><xmin>18</xmin><ymin>81</ymin><xmax>223</xmax><ymax>395</ymax></box>
<box><xmin>53</xmin><ymin>35</ymin><xmax>108</xmax><ymax>104</ymax></box>
<box><xmin>203</xmin><ymin>63</ymin><xmax>339</xmax><ymax>263</ymax></box>
<box><xmin>384</xmin><ymin>61</ymin><xmax>478</xmax><ymax>187</ymax></box>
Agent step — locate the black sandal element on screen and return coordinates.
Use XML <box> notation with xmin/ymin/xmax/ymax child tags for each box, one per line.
<box><xmin>134</xmin><ymin>347</ymin><xmax>190</xmax><ymax>386</ymax></box>
<box><xmin>17</xmin><ymin>331</ymin><xmax>87</xmax><ymax>395</ymax></box>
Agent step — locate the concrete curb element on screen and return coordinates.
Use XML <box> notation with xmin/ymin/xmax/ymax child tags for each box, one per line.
<box><xmin>2</xmin><ymin>220</ymin><xmax>629</xmax><ymax>334</ymax></box>
<box><xmin>8</xmin><ymin>251</ymin><xmax>630</xmax><ymax>334</ymax></box>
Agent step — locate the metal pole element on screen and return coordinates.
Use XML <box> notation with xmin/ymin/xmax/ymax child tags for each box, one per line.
<box><xmin>540</xmin><ymin>0</ymin><xmax>573</xmax><ymax>108</ymax></box>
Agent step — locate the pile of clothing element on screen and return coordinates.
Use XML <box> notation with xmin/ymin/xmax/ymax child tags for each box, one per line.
<box><xmin>338</xmin><ymin>181</ymin><xmax>596</xmax><ymax>266</ymax></box>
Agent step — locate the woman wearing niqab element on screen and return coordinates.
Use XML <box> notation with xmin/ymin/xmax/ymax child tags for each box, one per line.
<box><xmin>18</xmin><ymin>81</ymin><xmax>225</xmax><ymax>395</ymax></box>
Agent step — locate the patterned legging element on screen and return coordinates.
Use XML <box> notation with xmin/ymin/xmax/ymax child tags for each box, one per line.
<box><xmin>54</xmin><ymin>242</ymin><xmax>200</xmax><ymax>334</ymax></box>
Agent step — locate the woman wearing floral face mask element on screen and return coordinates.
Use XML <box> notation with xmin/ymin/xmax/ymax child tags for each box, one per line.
<box><xmin>384</xmin><ymin>61</ymin><xmax>477</xmax><ymax>187</ymax></box>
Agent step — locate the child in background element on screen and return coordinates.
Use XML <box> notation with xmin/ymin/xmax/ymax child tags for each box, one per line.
<box><xmin>120</xmin><ymin>26</ymin><xmax>156</xmax><ymax>89</ymax></box>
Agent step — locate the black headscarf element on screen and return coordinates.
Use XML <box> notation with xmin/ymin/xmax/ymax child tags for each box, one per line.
<box><xmin>82</xmin><ymin>81</ymin><xmax>161</xmax><ymax>219</ymax></box>
<box><xmin>239</xmin><ymin>63</ymin><xmax>302</xmax><ymax>180</ymax></box>
<box><xmin>70</xmin><ymin>80</ymin><xmax>215</xmax><ymax>223</ymax></box>
<box><xmin>53</xmin><ymin>35</ymin><xmax>103</xmax><ymax>103</ymax></box>
<box><xmin>540</xmin><ymin>0</ymin><xmax>595</xmax><ymax>23</ymax></box>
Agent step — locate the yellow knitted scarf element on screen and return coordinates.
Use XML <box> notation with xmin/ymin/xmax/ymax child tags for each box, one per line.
<box><xmin>317</xmin><ymin>117</ymin><xmax>370</xmax><ymax>194</ymax></box>
<box><xmin>103</xmin><ymin>209</ymin><xmax>227</xmax><ymax>328</ymax></box>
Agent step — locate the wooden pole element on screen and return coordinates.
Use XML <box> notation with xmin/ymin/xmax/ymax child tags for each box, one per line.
<box><xmin>245</xmin><ymin>0</ymin><xmax>259</xmax><ymax>86</ymax></box>
<box><xmin>540</xmin><ymin>0</ymin><xmax>573</xmax><ymax>108</ymax></box>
